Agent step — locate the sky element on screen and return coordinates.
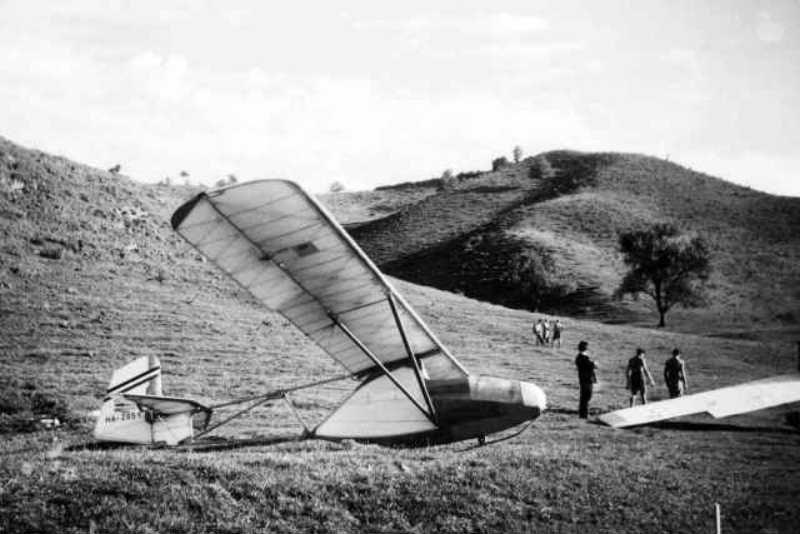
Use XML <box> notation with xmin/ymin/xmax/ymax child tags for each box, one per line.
<box><xmin>1</xmin><ymin>0</ymin><xmax>799</xmax><ymax>195</ymax></box>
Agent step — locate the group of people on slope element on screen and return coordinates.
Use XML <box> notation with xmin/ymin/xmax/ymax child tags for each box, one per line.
<box><xmin>573</xmin><ymin>341</ymin><xmax>688</xmax><ymax>418</ymax></box>
<box><xmin>532</xmin><ymin>318</ymin><xmax>562</xmax><ymax>348</ymax></box>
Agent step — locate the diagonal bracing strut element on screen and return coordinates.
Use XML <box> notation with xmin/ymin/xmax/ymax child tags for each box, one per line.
<box><xmin>386</xmin><ymin>292</ymin><xmax>437</xmax><ymax>424</ymax></box>
<box><xmin>332</xmin><ymin>315</ymin><xmax>435</xmax><ymax>423</ymax></box>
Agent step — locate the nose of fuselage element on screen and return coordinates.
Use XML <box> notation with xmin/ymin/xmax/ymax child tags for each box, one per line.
<box><xmin>519</xmin><ymin>381</ymin><xmax>547</xmax><ymax>416</ymax></box>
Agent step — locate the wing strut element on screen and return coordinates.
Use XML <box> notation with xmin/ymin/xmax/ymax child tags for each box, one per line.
<box><xmin>283</xmin><ymin>394</ymin><xmax>310</xmax><ymax>434</ymax></box>
<box><xmin>333</xmin><ymin>316</ymin><xmax>436</xmax><ymax>423</ymax></box>
<box><xmin>387</xmin><ymin>292</ymin><xmax>437</xmax><ymax>424</ymax></box>
<box><xmin>186</xmin><ymin>374</ymin><xmax>352</xmax><ymax>442</ymax></box>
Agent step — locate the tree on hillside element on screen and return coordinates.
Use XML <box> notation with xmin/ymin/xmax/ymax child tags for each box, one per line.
<box><xmin>328</xmin><ymin>181</ymin><xmax>345</xmax><ymax>193</ymax></box>
<box><xmin>492</xmin><ymin>156</ymin><xmax>510</xmax><ymax>171</ymax></box>
<box><xmin>615</xmin><ymin>223</ymin><xmax>711</xmax><ymax>327</ymax></box>
<box><xmin>214</xmin><ymin>174</ymin><xmax>238</xmax><ymax>188</ymax></box>
<box><xmin>108</xmin><ymin>164</ymin><xmax>121</xmax><ymax>174</ymax></box>
<box><xmin>512</xmin><ymin>146</ymin><xmax>523</xmax><ymax>163</ymax></box>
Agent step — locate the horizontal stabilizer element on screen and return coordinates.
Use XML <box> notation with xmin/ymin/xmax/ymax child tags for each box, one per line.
<box><xmin>599</xmin><ymin>373</ymin><xmax>800</xmax><ymax>428</ymax></box>
<box><xmin>123</xmin><ymin>394</ymin><xmax>209</xmax><ymax>416</ymax></box>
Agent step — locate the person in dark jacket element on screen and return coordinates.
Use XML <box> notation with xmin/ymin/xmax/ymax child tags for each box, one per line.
<box><xmin>575</xmin><ymin>340</ymin><xmax>597</xmax><ymax>418</ymax></box>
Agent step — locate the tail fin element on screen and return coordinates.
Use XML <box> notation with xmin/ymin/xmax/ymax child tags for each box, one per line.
<box><xmin>94</xmin><ymin>356</ymin><xmax>164</xmax><ymax>445</ymax></box>
<box><xmin>105</xmin><ymin>355</ymin><xmax>162</xmax><ymax>400</ymax></box>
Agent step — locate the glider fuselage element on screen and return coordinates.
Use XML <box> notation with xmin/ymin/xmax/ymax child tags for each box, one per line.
<box><xmin>335</xmin><ymin>375</ymin><xmax>546</xmax><ymax>446</ymax></box>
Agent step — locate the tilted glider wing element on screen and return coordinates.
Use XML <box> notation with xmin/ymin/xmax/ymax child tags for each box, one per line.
<box><xmin>171</xmin><ymin>180</ymin><xmax>468</xmax><ymax>439</ymax></box>
<box><xmin>598</xmin><ymin>373</ymin><xmax>800</xmax><ymax>428</ymax></box>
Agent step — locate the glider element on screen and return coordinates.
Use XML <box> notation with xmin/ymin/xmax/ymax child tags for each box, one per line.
<box><xmin>155</xmin><ymin>179</ymin><xmax>546</xmax><ymax>446</ymax></box>
<box><xmin>598</xmin><ymin>373</ymin><xmax>800</xmax><ymax>428</ymax></box>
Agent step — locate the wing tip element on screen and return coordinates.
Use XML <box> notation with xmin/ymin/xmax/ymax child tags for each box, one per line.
<box><xmin>171</xmin><ymin>193</ymin><xmax>205</xmax><ymax>230</ymax></box>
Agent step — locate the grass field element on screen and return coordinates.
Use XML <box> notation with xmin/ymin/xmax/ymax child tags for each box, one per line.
<box><xmin>1</xmin><ymin>137</ymin><xmax>799</xmax><ymax>533</ymax></box>
<box><xmin>2</xmin><ymin>269</ymin><xmax>799</xmax><ymax>534</ymax></box>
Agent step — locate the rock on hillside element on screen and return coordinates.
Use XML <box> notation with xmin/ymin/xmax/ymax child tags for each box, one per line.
<box><xmin>349</xmin><ymin>151</ymin><xmax>800</xmax><ymax>335</ymax></box>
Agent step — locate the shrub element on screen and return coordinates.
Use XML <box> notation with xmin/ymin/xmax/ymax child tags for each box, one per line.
<box><xmin>0</xmin><ymin>378</ymin><xmax>77</xmax><ymax>432</ymax></box>
<box><xmin>492</xmin><ymin>157</ymin><xmax>510</xmax><ymax>171</ymax></box>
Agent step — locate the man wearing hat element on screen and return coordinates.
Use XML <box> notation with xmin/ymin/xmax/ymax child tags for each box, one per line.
<box><xmin>575</xmin><ymin>340</ymin><xmax>597</xmax><ymax>418</ymax></box>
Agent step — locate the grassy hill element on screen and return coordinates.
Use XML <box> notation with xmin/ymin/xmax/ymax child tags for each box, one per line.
<box><xmin>348</xmin><ymin>151</ymin><xmax>800</xmax><ymax>337</ymax></box>
<box><xmin>1</xmin><ymin>136</ymin><xmax>799</xmax><ymax>533</ymax></box>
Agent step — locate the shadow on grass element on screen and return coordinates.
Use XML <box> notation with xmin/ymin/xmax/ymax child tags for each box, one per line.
<box><xmin>65</xmin><ymin>441</ymin><xmax>138</xmax><ymax>452</ymax></box>
<box><xmin>459</xmin><ymin>420</ymin><xmax>536</xmax><ymax>451</ymax></box>
<box><xmin>625</xmin><ymin>421</ymin><xmax>799</xmax><ymax>435</ymax></box>
<box><xmin>175</xmin><ymin>435</ymin><xmax>306</xmax><ymax>453</ymax></box>
<box><xmin>63</xmin><ymin>435</ymin><xmax>307</xmax><ymax>453</ymax></box>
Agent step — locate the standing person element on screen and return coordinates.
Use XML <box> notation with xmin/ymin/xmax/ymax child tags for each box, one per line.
<box><xmin>543</xmin><ymin>319</ymin><xmax>552</xmax><ymax>346</ymax></box>
<box><xmin>533</xmin><ymin>319</ymin><xmax>545</xmax><ymax>345</ymax></box>
<box><xmin>575</xmin><ymin>340</ymin><xmax>597</xmax><ymax>418</ymax></box>
<box><xmin>664</xmin><ymin>348</ymin><xmax>688</xmax><ymax>398</ymax></box>
<box><xmin>626</xmin><ymin>348</ymin><xmax>656</xmax><ymax>407</ymax></box>
<box><xmin>552</xmin><ymin>320</ymin><xmax>562</xmax><ymax>348</ymax></box>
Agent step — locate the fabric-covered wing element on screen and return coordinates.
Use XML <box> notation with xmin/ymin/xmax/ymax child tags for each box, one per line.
<box><xmin>314</xmin><ymin>366</ymin><xmax>437</xmax><ymax>439</ymax></box>
<box><xmin>598</xmin><ymin>374</ymin><xmax>800</xmax><ymax>428</ymax></box>
<box><xmin>171</xmin><ymin>180</ymin><xmax>467</xmax><ymax>379</ymax></box>
<box><xmin>123</xmin><ymin>394</ymin><xmax>210</xmax><ymax>416</ymax></box>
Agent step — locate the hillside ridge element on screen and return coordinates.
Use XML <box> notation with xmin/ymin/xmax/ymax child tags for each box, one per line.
<box><xmin>347</xmin><ymin>150</ymin><xmax>800</xmax><ymax>334</ymax></box>
<box><xmin>2</xmin><ymin>135</ymin><xmax>799</xmax><ymax>534</ymax></box>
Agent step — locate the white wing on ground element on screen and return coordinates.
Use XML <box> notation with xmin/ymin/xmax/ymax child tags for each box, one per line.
<box><xmin>598</xmin><ymin>373</ymin><xmax>800</xmax><ymax>428</ymax></box>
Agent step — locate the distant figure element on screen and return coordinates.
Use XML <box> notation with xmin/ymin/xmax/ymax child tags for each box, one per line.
<box><xmin>533</xmin><ymin>319</ymin><xmax>545</xmax><ymax>345</ymax></box>
<box><xmin>575</xmin><ymin>340</ymin><xmax>597</xmax><ymax>418</ymax></box>
<box><xmin>552</xmin><ymin>320</ymin><xmax>562</xmax><ymax>348</ymax></box>
<box><xmin>664</xmin><ymin>348</ymin><xmax>688</xmax><ymax>398</ymax></box>
<box><xmin>626</xmin><ymin>348</ymin><xmax>656</xmax><ymax>407</ymax></box>
<box><xmin>543</xmin><ymin>320</ymin><xmax>552</xmax><ymax>346</ymax></box>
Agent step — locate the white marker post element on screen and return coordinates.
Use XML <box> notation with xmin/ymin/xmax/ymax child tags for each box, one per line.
<box><xmin>715</xmin><ymin>503</ymin><xmax>721</xmax><ymax>534</ymax></box>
